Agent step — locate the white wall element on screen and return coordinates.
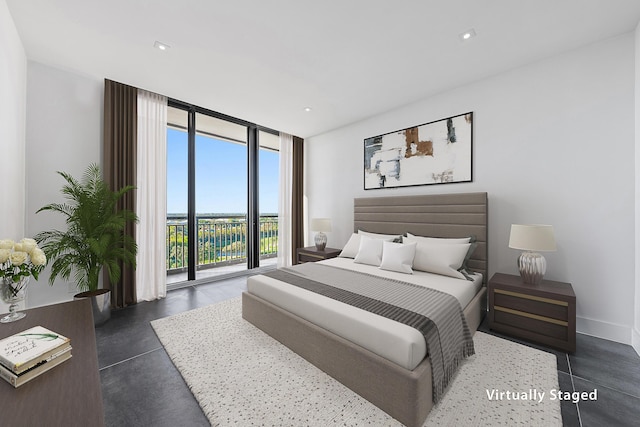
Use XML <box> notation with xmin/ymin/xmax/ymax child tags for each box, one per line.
<box><xmin>634</xmin><ymin>23</ymin><xmax>640</xmax><ymax>356</ymax></box>
<box><xmin>0</xmin><ymin>0</ymin><xmax>26</xmax><ymax>239</ymax></box>
<box><xmin>0</xmin><ymin>0</ymin><xmax>27</xmax><ymax>314</ymax></box>
<box><xmin>306</xmin><ymin>33</ymin><xmax>636</xmax><ymax>345</ymax></box>
<box><xmin>24</xmin><ymin>61</ymin><xmax>103</xmax><ymax>308</ymax></box>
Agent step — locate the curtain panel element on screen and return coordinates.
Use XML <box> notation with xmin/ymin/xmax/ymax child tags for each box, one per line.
<box><xmin>136</xmin><ymin>90</ymin><xmax>168</xmax><ymax>301</ymax></box>
<box><xmin>277</xmin><ymin>134</ymin><xmax>303</xmax><ymax>267</ymax></box>
<box><xmin>103</xmin><ymin>79</ymin><xmax>138</xmax><ymax>308</ymax></box>
<box><xmin>291</xmin><ymin>136</ymin><xmax>304</xmax><ymax>265</ymax></box>
<box><xmin>277</xmin><ymin>133</ymin><xmax>293</xmax><ymax>268</ymax></box>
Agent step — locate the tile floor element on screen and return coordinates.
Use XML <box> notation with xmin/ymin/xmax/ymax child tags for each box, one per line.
<box><xmin>97</xmin><ymin>276</ymin><xmax>640</xmax><ymax>426</ymax></box>
<box><xmin>476</xmin><ymin>320</ymin><xmax>640</xmax><ymax>426</ymax></box>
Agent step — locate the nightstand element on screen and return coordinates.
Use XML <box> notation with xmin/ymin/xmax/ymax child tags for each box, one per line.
<box><xmin>488</xmin><ymin>272</ymin><xmax>576</xmax><ymax>352</ymax></box>
<box><xmin>296</xmin><ymin>246</ymin><xmax>341</xmax><ymax>264</ymax></box>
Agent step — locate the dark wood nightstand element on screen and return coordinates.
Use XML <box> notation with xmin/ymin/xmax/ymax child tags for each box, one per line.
<box><xmin>488</xmin><ymin>272</ymin><xmax>576</xmax><ymax>352</ymax></box>
<box><xmin>296</xmin><ymin>246</ymin><xmax>341</xmax><ymax>264</ymax></box>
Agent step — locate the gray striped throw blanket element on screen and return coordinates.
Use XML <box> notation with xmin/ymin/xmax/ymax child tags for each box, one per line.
<box><xmin>264</xmin><ymin>263</ymin><xmax>475</xmax><ymax>403</ymax></box>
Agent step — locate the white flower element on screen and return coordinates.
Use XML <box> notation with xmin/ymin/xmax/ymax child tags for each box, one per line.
<box><xmin>31</xmin><ymin>249</ymin><xmax>47</xmax><ymax>266</ymax></box>
<box><xmin>20</xmin><ymin>238</ymin><xmax>38</xmax><ymax>255</ymax></box>
<box><xmin>9</xmin><ymin>251</ymin><xmax>28</xmax><ymax>266</ymax></box>
<box><xmin>0</xmin><ymin>237</ymin><xmax>44</xmax><ymax>282</ymax></box>
<box><xmin>0</xmin><ymin>240</ymin><xmax>14</xmax><ymax>250</ymax></box>
<box><xmin>21</xmin><ymin>238</ymin><xmax>37</xmax><ymax>246</ymax></box>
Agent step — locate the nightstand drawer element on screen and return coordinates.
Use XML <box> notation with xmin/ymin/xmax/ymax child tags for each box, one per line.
<box><xmin>494</xmin><ymin>289</ymin><xmax>568</xmax><ymax>321</ymax></box>
<box><xmin>493</xmin><ymin>308</ymin><xmax>568</xmax><ymax>341</ymax></box>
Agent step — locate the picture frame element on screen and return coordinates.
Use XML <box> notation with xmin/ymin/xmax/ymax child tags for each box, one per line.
<box><xmin>364</xmin><ymin>112</ymin><xmax>473</xmax><ymax>190</ymax></box>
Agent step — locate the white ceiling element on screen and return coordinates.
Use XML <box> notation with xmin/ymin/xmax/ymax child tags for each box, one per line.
<box><xmin>7</xmin><ymin>0</ymin><xmax>640</xmax><ymax>138</ymax></box>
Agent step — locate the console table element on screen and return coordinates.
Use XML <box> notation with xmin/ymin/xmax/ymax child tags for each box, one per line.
<box><xmin>0</xmin><ymin>299</ymin><xmax>105</xmax><ymax>426</ymax></box>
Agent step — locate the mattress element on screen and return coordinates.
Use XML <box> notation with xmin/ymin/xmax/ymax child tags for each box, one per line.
<box><xmin>246</xmin><ymin>257</ymin><xmax>482</xmax><ymax>370</ymax></box>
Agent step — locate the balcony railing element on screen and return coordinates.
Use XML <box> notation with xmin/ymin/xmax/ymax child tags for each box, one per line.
<box><xmin>166</xmin><ymin>214</ymin><xmax>278</xmax><ymax>274</ymax></box>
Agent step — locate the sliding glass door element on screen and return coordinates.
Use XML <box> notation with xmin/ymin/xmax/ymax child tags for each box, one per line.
<box><xmin>195</xmin><ymin>113</ymin><xmax>248</xmax><ymax>280</ymax></box>
<box><xmin>166</xmin><ymin>108</ymin><xmax>189</xmax><ymax>282</ymax></box>
<box><xmin>258</xmin><ymin>131</ymin><xmax>279</xmax><ymax>267</ymax></box>
<box><xmin>166</xmin><ymin>104</ymin><xmax>279</xmax><ymax>285</ymax></box>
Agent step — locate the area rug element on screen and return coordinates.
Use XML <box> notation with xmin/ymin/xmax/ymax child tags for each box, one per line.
<box><xmin>151</xmin><ymin>298</ymin><xmax>562</xmax><ymax>426</ymax></box>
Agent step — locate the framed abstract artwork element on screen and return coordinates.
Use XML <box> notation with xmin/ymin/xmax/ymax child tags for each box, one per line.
<box><xmin>364</xmin><ymin>112</ymin><xmax>473</xmax><ymax>189</ymax></box>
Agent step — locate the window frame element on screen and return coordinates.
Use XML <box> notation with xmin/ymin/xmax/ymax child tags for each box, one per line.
<box><xmin>167</xmin><ymin>98</ymin><xmax>279</xmax><ymax>280</ymax></box>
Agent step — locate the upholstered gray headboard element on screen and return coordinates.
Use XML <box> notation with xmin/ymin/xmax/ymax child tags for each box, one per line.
<box><xmin>354</xmin><ymin>192</ymin><xmax>488</xmax><ymax>283</ymax></box>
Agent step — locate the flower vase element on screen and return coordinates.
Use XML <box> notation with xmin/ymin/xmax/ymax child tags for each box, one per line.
<box><xmin>0</xmin><ymin>276</ymin><xmax>29</xmax><ymax>323</ymax></box>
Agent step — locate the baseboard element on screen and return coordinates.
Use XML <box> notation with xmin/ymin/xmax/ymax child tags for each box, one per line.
<box><xmin>576</xmin><ymin>316</ymin><xmax>632</xmax><ymax>345</ymax></box>
<box><xmin>632</xmin><ymin>327</ymin><xmax>640</xmax><ymax>357</ymax></box>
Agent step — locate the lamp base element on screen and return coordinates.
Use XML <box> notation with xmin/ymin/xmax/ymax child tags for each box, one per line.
<box><xmin>518</xmin><ymin>251</ymin><xmax>547</xmax><ymax>285</ymax></box>
<box><xmin>314</xmin><ymin>232</ymin><xmax>327</xmax><ymax>251</ymax></box>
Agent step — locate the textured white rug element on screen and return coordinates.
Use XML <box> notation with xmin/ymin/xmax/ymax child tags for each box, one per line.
<box><xmin>151</xmin><ymin>298</ymin><xmax>562</xmax><ymax>426</ymax></box>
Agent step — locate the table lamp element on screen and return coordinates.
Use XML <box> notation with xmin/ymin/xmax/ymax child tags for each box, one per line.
<box><xmin>508</xmin><ymin>224</ymin><xmax>556</xmax><ymax>285</ymax></box>
<box><xmin>310</xmin><ymin>218</ymin><xmax>332</xmax><ymax>251</ymax></box>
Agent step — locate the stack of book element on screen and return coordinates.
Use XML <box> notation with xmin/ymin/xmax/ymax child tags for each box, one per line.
<box><xmin>0</xmin><ymin>325</ymin><xmax>72</xmax><ymax>387</ymax></box>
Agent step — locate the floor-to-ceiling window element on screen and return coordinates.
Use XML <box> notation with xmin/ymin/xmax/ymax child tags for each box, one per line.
<box><xmin>166</xmin><ymin>108</ymin><xmax>189</xmax><ymax>277</ymax></box>
<box><xmin>194</xmin><ymin>112</ymin><xmax>249</xmax><ymax>281</ymax></box>
<box><xmin>166</xmin><ymin>103</ymin><xmax>279</xmax><ymax>286</ymax></box>
<box><xmin>258</xmin><ymin>131</ymin><xmax>280</xmax><ymax>263</ymax></box>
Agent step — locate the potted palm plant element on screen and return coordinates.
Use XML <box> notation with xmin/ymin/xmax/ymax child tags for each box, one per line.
<box><xmin>35</xmin><ymin>163</ymin><xmax>138</xmax><ymax>325</ymax></box>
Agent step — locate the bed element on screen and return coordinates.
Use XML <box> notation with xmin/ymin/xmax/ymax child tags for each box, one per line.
<box><xmin>242</xmin><ymin>192</ymin><xmax>488</xmax><ymax>427</ymax></box>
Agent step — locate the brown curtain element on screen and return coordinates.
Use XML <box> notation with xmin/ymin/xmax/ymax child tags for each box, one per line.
<box><xmin>103</xmin><ymin>79</ymin><xmax>137</xmax><ymax>308</ymax></box>
<box><xmin>291</xmin><ymin>136</ymin><xmax>304</xmax><ymax>265</ymax></box>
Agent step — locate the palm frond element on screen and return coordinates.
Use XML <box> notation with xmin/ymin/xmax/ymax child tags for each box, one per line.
<box><xmin>36</xmin><ymin>164</ymin><xmax>138</xmax><ymax>292</ymax></box>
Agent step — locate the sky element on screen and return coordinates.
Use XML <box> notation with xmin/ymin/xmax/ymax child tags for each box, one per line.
<box><xmin>166</xmin><ymin>128</ymin><xmax>279</xmax><ymax>215</ymax></box>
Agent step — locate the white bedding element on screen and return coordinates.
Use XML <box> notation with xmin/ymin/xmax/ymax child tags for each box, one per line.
<box><xmin>246</xmin><ymin>257</ymin><xmax>482</xmax><ymax>370</ymax></box>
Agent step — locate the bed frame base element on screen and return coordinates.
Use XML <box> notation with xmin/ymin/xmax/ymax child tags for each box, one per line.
<box><xmin>242</xmin><ymin>288</ymin><xmax>486</xmax><ymax>427</ymax></box>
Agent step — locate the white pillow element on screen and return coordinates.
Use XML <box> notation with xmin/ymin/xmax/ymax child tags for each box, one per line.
<box><xmin>341</xmin><ymin>232</ymin><xmax>398</xmax><ymax>259</ymax></box>
<box><xmin>411</xmin><ymin>240</ymin><xmax>471</xmax><ymax>280</ymax></box>
<box><xmin>380</xmin><ymin>241</ymin><xmax>417</xmax><ymax>274</ymax></box>
<box><xmin>339</xmin><ymin>233</ymin><xmax>361</xmax><ymax>258</ymax></box>
<box><xmin>405</xmin><ymin>233</ymin><xmax>471</xmax><ymax>244</ymax></box>
<box><xmin>358</xmin><ymin>230</ymin><xmax>402</xmax><ymax>242</ymax></box>
<box><xmin>354</xmin><ymin>236</ymin><xmax>384</xmax><ymax>266</ymax></box>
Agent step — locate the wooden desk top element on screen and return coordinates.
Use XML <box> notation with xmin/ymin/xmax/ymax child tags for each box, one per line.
<box><xmin>0</xmin><ymin>299</ymin><xmax>105</xmax><ymax>427</ymax></box>
<box><xmin>489</xmin><ymin>272</ymin><xmax>576</xmax><ymax>300</ymax></box>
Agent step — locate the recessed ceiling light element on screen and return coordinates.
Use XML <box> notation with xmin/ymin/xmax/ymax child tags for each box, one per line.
<box><xmin>304</xmin><ymin>107</ymin><xmax>312</xmax><ymax>112</ymax></box>
<box><xmin>459</xmin><ymin>29</ymin><xmax>476</xmax><ymax>41</ymax></box>
<box><xmin>154</xmin><ymin>41</ymin><xmax>170</xmax><ymax>51</ymax></box>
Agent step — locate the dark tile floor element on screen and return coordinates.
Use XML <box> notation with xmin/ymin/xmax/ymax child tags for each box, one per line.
<box><xmin>97</xmin><ymin>277</ymin><xmax>249</xmax><ymax>427</ymax></box>
<box><xmin>97</xmin><ymin>276</ymin><xmax>640</xmax><ymax>426</ymax></box>
<box><xmin>477</xmin><ymin>319</ymin><xmax>640</xmax><ymax>427</ymax></box>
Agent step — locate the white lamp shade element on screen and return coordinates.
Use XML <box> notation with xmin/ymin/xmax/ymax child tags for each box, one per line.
<box><xmin>509</xmin><ymin>224</ymin><xmax>557</xmax><ymax>252</ymax></box>
<box><xmin>310</xmin><ymin>218</ymin><xmax>332</xmax><ymax>232</ymax></box>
